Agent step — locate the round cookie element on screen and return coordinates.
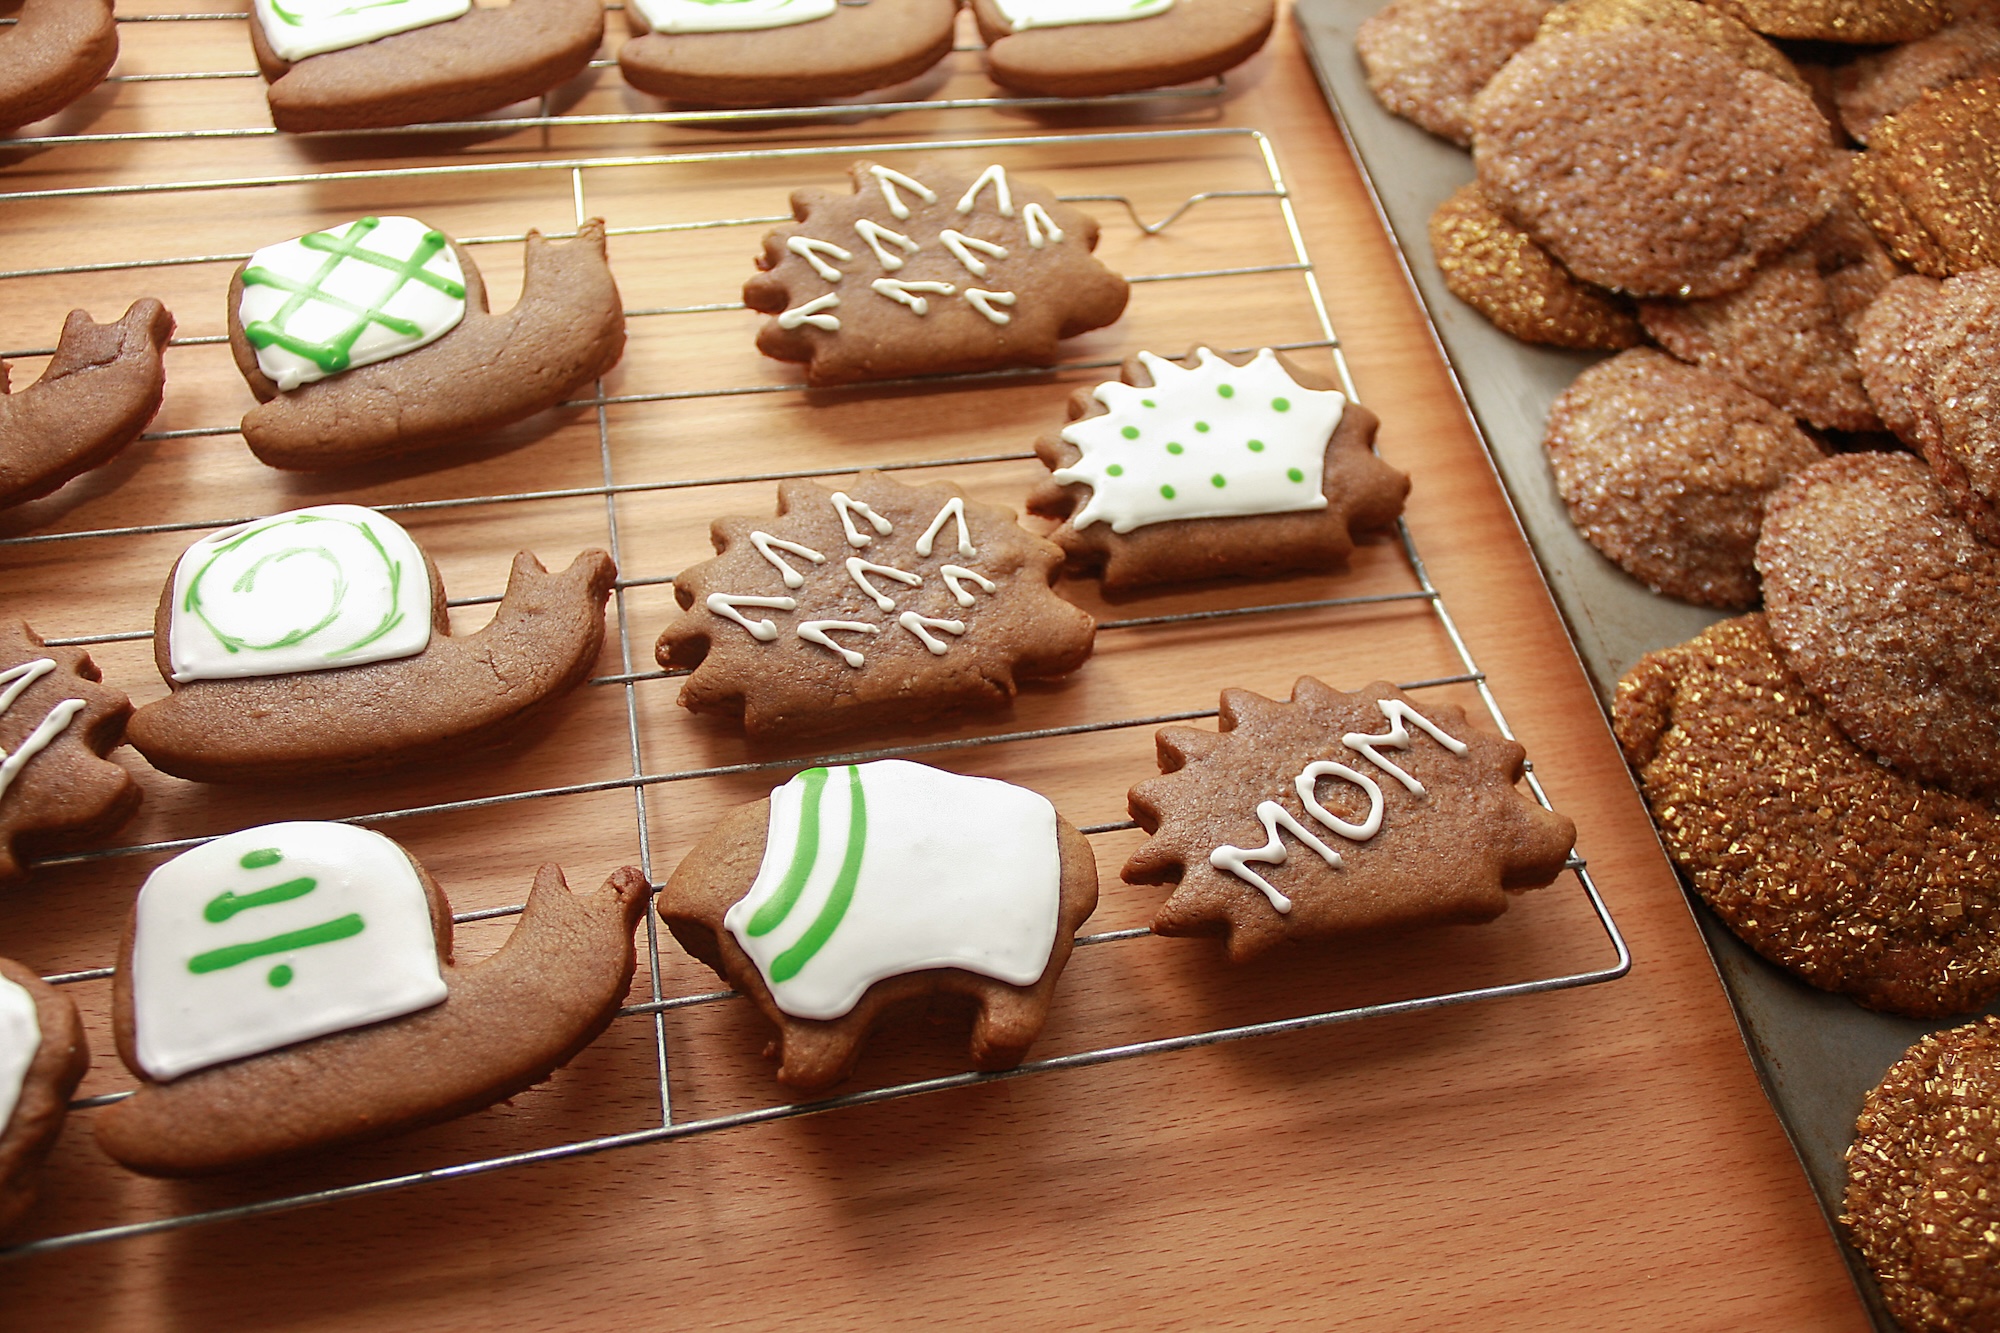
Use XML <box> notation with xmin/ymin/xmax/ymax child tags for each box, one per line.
<box><xmin>1537</xmin><ymin>0</ymin><xmax>1808</xmax><ymax>93</ymax></box>
<box><xmin>1854</xmin><ymin>74</ymin><xmax>2000</xmax><ymax>277</ymax></box>
<box><xmin>1470</xmin><ymin>26</ymin><xmax>1843</xmax><ymax>298</ymax></box>
<box><xmin>1707</xmin><ymin>0</ymin><xmax>1951</xmax><ymax>43</ymax></box>
<box><xmin>1855</xmin><ymin>272</ymin><xmax>1946</xmax><ymax>445</ymax></box>
<box><xmin>1428</xmin><ymin>183</ymin><xmax>1642</xmax><ymax>349</ymax></box>
<box><xmin>617</xmin><ymin>0</ymin><xmax>959</xmax><ymax>106</ymax></box>
<box><xmin>1615</xmin><ymin>615</ymin><xmax>2000</xmax><ymax>1017</ymax></box>
<box><xmin>1844</xmin><ymin>1018</ymin><xmax>2000</xmax><ymax>1333</ymax></box>
<box><xmin>1834</xmin><ymin>5</ymin><xmax>2000</xmax><ymax>144</ymax></box>
<box><xmin>1891</xmin><ymin>267</ymin><xmax>2000</xmax><ymax>545</ymax></box>
<box><xmin>1757</xmin><ymin>451</ymin><xmax>2000</xmax><ymax>798</ymax></box>
<box><xmin>1543</xmin><ymin>348</ymin><xmax>1824</xmax><ymax>608</ymax></box>
<box><xmin>1356</xmin><ymin>0</ymin><xmax>1554</xmax><ymax>147</ymax></box>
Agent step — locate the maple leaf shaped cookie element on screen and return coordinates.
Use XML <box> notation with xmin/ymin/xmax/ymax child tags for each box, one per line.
<box><xmin>744</xmin><ymin>160</ymin><xmax>1129</xmax><ymax>385</ymax></box>
<box><xmin>1125</xmin><ymin>677</ymin><xmax>1575</xmax><ymax>961</ymax></box>
<box><xmin>0</xmin><ymin>622</ymin><xmax>139</xmax><ymax>885</ymax></box>
<box><xmin>656</xmin><ymin>471</ymin><xmax>1096</xmax><ymax>741</ymax></box>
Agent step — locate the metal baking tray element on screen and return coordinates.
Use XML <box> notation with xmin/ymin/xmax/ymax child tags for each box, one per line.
<box><xmin>1293</xmin><ymin>1</ymin><xmax>1994</xmax><ymax>1325</ymax></box>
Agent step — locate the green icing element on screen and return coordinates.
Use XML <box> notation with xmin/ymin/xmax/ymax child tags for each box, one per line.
<box><xmin>1166</xmin><ymin>442</ymin><xmax>1183</xmax><ymax>455</ymax></box>
<box><xmin>769</xmin><ymin>766</ymin><xmax>867</xmax><ymax>983</ymax></box>
<box><xmin>747</xmin><ymin>766</ymin><xmax>828</xmax><ymax>937</ymax></box>
<box><xmin>1272</xmin><ymin>397</ymin><xmax>1291</xmax><ymax>412</ymax></box>
<box><xmin>242</xmin><ymin>216</ymin><xmax>464</xmax><ymax>376</ymax></box>
<box><xmin>1120</xmin><ymin>426</ymin><xmax>1139</xmax><ymax>440</ymax></box>
<box><xmin>267</xmin><ymin>0</ymin><xmax>424</xmax><ymax>26</ymax></box>
<box><xmin>188</xmin><ymin>913</ymin><xmax>366</xmax><ymax>976</ymax></box>
<box><xmin>1210</xmin><ymin>474</ymin><xmax>1227</xmax><ymax>488</ymax></box>
<box><xmin>1217</xmin><ymin>384</ymin><xmax>1234</xmax><ymax>398</ymax></box>
<box><xmin>1288</xmin><ymin>468</ymin><xmax>1305</xmax><ymax>483</ymax></box>
<box><xmin>1160</xmin><ymin>484</ymin><xmax>1177</xmax><ymax>500</ymax></box>
<box><xmin>267</xmin><ymin>964</ymin><xmax>295</xmax><ymax>988</ymax></box>
<box><xmin>240</xmin><ymin>848</ymin><xmax>283</xmax><ymax>870</ymax></box>
<box><xmin>205</xmin><ymin>876</ymin><xmax>317</xmax><ymax>923</ymax></box>
<box><xmin>1194</xmin><ymin>421</ymin><xmax>1210</xmax><ymax>433</ymax></box>
<box><xmin>1105</xmin><ymin>463</ymin><xmax>1124</xmax><ymax>477</ymax></box>
<box><xmin>1248</xmin><ymin>439</ymin><xmax>1265</xmax><ymax>452</ymax></box>
<box><xmin>181</xmin><ymin>512</ymin><xmax>409</xmax><ymax>663</ymax></box>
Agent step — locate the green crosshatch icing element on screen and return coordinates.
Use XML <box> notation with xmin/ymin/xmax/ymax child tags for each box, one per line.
<box><xmin>241</xmin><ymin>216</ymin><xmax>465</xmax><ymax>377</ymax></box>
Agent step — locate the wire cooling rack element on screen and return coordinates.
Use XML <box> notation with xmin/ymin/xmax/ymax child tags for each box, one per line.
<box><xmin>0</xmin><ymin>124</ymin><xmax>1630</xmax><ymax>1257</ymax></box>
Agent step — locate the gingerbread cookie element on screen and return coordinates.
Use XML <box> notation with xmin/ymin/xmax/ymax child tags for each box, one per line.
<box><xmin>658</xmin><ymin>760</ymin><xmax>1099</xmax><ymax>1093</ymax></box>
<box><xmin>0</xmin><ymin>958</ymin><xmax>86</xmax><ymax>1231</ymax></box>
<box><xmin>1879</xmin><ymin>268</ymin><xmax>2000</xmax><ymax>544</ymax></box>
<box><xmin>1427</xmin><ymin>183</ymin><xmax>1643</xmax><ymax>350</ymax></box>
<box><xmin>1026</xmin><ymin>346</ymin><xmax>1409</xmax><ymax>591</ymax></box>
<box><xmin>1125</xmin><ymin>678</ymin><xmax>1576</xmax><ymax>962</ymax></box>
<box><xmin>1616</xmin><ymin>614</ymin><xmax>2000</xmax><ymax>1017</ymax></box>
<box><xmin>970</xmin><ymin>0</ymin><xmax>1275</xmax><ymax>98</ymax></box>
<box><xmin>229</xmin><ymin>216</ymin><xmax>624</xmax><ymax>471</ymax></box>
<box><xmin>1854</xmin><ymin>74</ymin><xmax>2000</xmax><ymax>277</ymax></box>
<box><xmin>126</xmin><ymin>504</ymin><xmax>616</xmax><ymax>783</ymax></box>
<box><xmin>1470</xmin><ymin>26</ymin><xmax>1842</xmax><ymax>298</ymax></box>
<box><xmin>1357</xmin><ymin>0</ymin><xmax>1554</xmax><ymax>148</ymax></box>
<box><xmin>1834</xmin><ymin>5</ymin><xmax>2000</xmax><ymax>144</ymax></box>
<box><xmin>1</xmin><ymin>299</ymin><xmax>173</xmax><ymax>511</ymax></box>
<box><xmin>1708</xmin><ymin>0</ymin><xmax>1950</xmax><ymax>43</ymax></box>
<box><xmin>249</xmin><ymin>0</ymin><xmax>604</xmax><ymax>133</ymax></box>
<box><xmin>0</xmin><ymin>623</ymin><xmax>138</xmax><ymax>886</ymax></box>
<box><xmin>0</xmin><ymin>0</ymin><xmax>116</xmax><ymax>134</ymax></box>
<box><xmin>744</xmin><ymin>161</ymin><xmax>1128</xmax><ymax>386</ymax></box>
<box><xmin>1855</xmin><ymin>273</ymin><xmax>1946</xmax><ymax>445</ymax></box>
<box><xmin>618</xmin><ymin>0</ymin><xmax>958</xmax><ymax>106</ymax></box>
<box><xmin>95</xmin><ymin>822</ymin><xmax>648</xmax><ymax>1175</ymax></box>
<box><xmin>1845</xmin><ymin>1018</ymin><xmax>2000</xmax><ymax>1332</ymax></box>
<box><xmin>1538</xmin><ymin>0</ymin><xmax>1809</xmax><ymax>94</ymax></box>
<box><xmin>1757</xmin><ymin>452</ymin><xmax>2000</xmax><ymax>799</ymax></box>
<box><xmin>656</xmin><ymin>472</ymin><xmax>1095</xmax><ymax>741</ymax></box>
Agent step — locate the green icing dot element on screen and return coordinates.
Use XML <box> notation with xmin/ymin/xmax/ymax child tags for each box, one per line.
<box><xmin>1287</xmin><ymin>467</ymin><xmax>1305</xmax><ymax>483</ymax></box>
<box><xmin>1218</xmin><ymin>384</ymin><xmax>1235</xmax><ymax>398</ymax></box>
<box><xmin>1248</xmin><ymin>439</ymin><xmax>1265</xmax><ymax>452</ymax></box>
<box><xmin>1166</xmin><ymin>442</ymin><xmax>1184</xmax><ymax>455</ymax></box>
<box><xmin>1195</xmin><ymin>421</ymin><xmax>1210</xmax><ymax>433</ymax></box>
<box><xmin>1105</xmin><ymin>463</ymin><xmax>1124</xmax><ymax>477</ymax></box>
<box><xmin>267</xmin><ymin>964</ymin><xmax>295</xmax><ymax>989</ymax></box>
<box><xmin>1210</xmin><ymin>474</ymin><xmax>1227</xmax><ymax>489</ymax></box>
<box><xmin>240</xmin><ymin>848</ymin><xmax>282</xmax><ymax>870</ymax></box>
<box><xmin>1141</xmin><ymin>399</ymin><xmax>1156</xmax><ymax>408</ymax></box>
<box><xmin>1272</xmin><ymin>397</ymin><xmax>1291</xmax><ymax>412</ymax></box>
<box><xmin>1160</xmin><ymin>484</ymin><xmax>1177</xmax><ymax>500</ymax></box>
<box><xmin>1121</xmin><ymin>425</ymin><xmax>1140</xmax><ymax>440</ymax></box>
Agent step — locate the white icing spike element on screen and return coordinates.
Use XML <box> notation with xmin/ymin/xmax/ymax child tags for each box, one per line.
<box><xmin>869</xmin><ymin>164</ymin><xmax>937</xmax><ymax>221</ymax></box>
<box><xmin>964</xmin><ymin>288</ymin><xmax>1016</xmax><ymax>325</ymax></box>
<box><xmin>872</xmin><ymin>278</ymin><xmax>955</xmax><ymax>316</ymax></box>
<box><xmin>750</xmin><ymin>531</ymin><xmax>826</xmax><ymax>589</ymax></box>
<box><xmin>1294</xmin><ymin>761</ymin><xmax>1385</xmax><ymax>841</ymax></box>
<box><xmin>798</xmin><ymin>620</ymin><xmax>879</xmax><ymax>668</ymax></box>
<box><xmin>939</xmin><ymin>564</ymin><xmax>997</xmax><ymax>607</ymax></box>
<box><xmin>845</xmin><ymin>557</ymin><xmax>922</xmax><ymax>611</ymax></box>
<box><xmin>938</xmin><ymin>229</ymin><xmax>1009</xmax><ymax>278</ymax></box>
<box><xmin>0</xmin><ymin>659</ymin><xmax>56</xmax><ymax>715</ymax></box>
<box><xmin>898</xmin><ymin>612</ymin><xmax>966</xmax><ymax>654</ymax></box>
<box><xmin>786</xmin><ymin>235</ymin><xmax>853</xmax><ymax>283</ymax></box>
<box><xmin>830</xmin><ymin>492</ymin><xmax>894</xmax><ymax>548</ymax></box>
<box><xmin>956</xmin><ymin>165</ymin><xmax>1015</xmax><ymax>217</ymax></box>
<box><xmin>0</xmin><ymin>695</ymin><xmax>86</xmax><ymax>804</ymax></box>
<box><xmin>776</xmin><ymin>292</ymin><xmax>841</xmax><ymax>331</ymax></box>
<box><xmin>1342</xmin><ymin>699</ymin><xmax>1470</xmax><ymax>796</ymax></box>
<box><xmin>1022</xmin><ymin>202</ymin><xmax>1064</xmax><ymax>249</ymax></box>
<box><xmin>853</xmin><ymin>218</ymin><xmax>919</xmax><ymax>271</ymax></box>
<box><xmin>1208</xmin><ymin>800</ymin><xmax>1347</xmax><ymax>913</ymax></box>
<box><xmin>705</xmin><ymin>593</ymin><xmax>797</xmax><ymax>642</ymax></box>
<box><xmin>915</xmin><ymin>497</ymin><xmax>977</xmax><ymax>558</ymax></box>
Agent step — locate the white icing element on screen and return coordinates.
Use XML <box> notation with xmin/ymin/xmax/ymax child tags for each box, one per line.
<box><xmin>707</xmin><ymin>593</ymin><xmax>796</xmax><ymax>641</ymax></box>
<box><xmin>130</xmin><ymin>822</ymin><xmax>449</xmax><ymax>1082</ymax></box>
<box><xmin>939</xmin><ymin>564</ymin><xmax>996</xmax><ymax>606</ymax></box>
<box><xmin>787</xmin><ymin>235</ymin><xmax>852</xmax><ymax>283</ymax></box>
<box><xmin>1343</xmin><ymin>699</ymin><xmax>1469</xmax><ymax>795</ymax></box>
<box><xmin>777</xmin><ymin>292</ymin><xmax>841</xmax><ymax>331</ymax></box>
<box><xmin>846</xmin><ymin>557</ymin><xmax>921</xmax><ymax>611</ymax></box>
<box><xmin>631</xmin><ymin>0</ymin><xmax>836</xmax><ymax>34</ymax></box>
<box><xmin>253</xmin><ymin>0</ymin><xmax>469</xmax><ymax>63</ymax></box>
<box><xmin>725</xmin><ymin>760</ymin><xmax>1062</xmax><ymax>1021</ymax></box>
<box><xmin>0</xmin><ymin>974</ymin><xmax>40</xmax><ymax>1136</ymax></box>
<box><xmin>916</xmin><ymin>497</ymin><xmax>977</xmax><ymax>558</ymax></box>
<box><xmin>1022</xmin><ymin>202</ymin><xmax>1064</xmax><ymax>249</ymax></box>
<box><xmin>993</xmin><ymin>0</ymin><xmax>1173</xmax><ymax>28</ymax></box>
<box><xmin>830</xmin><ymin>492</ymin><xmax>893</xmax><ymax>547</ymax></box>
<box><xmin>750</xmin><ymin>531</ymin><xmax>826</xmax><ymax>589</ymax></box>
<box><xmin>1295</xmin><ymin>761</ymin><xmax>1384</xmax><ymax>840</ymax></box>
<box><xmin>872</xmin><ymin>278</ymin><xmax>955</xmax><ymax>315</ymax></box>
<box><xmin>939</xmin><ymin>229</ymin><xmax>1008</xmax><ymax>278</ymax></box>
<box><xmin>798</xmin><ymin>620</ymin><xmax>878</xmax><ymax>668</ymax></box>
<box><xmin>167</xmin><ymin>504</ymin><xmax>433</xmax><ymax>684</ymax></box>
<box><xmin>898</xmin><ymin>611</ymin><xmax>965</xmax><ymax>654</ymax></box>
<box><xmin>1208</xmin><ymin>801</ymin><xmax>1342</xmax><ymax>912</ymax></box>
<box><xmin>0</xmin><ymin>659</ymin><xmax>86</xmax><ymax>805</ymax></box>
<box><xmin>955</xmin><ymin>165</ymin><xmax>1015</xmax><ymax>217</ymax></box>
<box><xmin>868</xmin><ymin>165</ymin><xmax>937</xmax><ymax>221</ymax></box>
<box><xmin>1052</xmin><ymin>347</ymin><xmax>1346</xmax><ymax>535</ymax></box>
<box><xmin>853</xmin><ymin>218</ymin><xmax>919</xmax><ymax>271</ymax></box>
<box><xmin>238</xmin><ymin>215</ymin><xmax>467</xmax><ymax>393</ymax></box>
<box><xmin>964</xmin><ymin>288</ymin><xmax>1015</xmax><ymax>325</ymax></box>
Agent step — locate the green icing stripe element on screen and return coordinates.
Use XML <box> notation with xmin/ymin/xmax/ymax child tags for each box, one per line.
<box><xmin>204</xmin><ymin>876</ymin><xmax>317</xmax><ymax>923</ymax></box>
<box><xmin>187</xmin><ymin>913</ymin><xmax>365</xmax><ymax>975</ymax></box>
<box><xmin>769</xmin><ymin>765</ymin><xmax>867</xmax><ymax>983</ymax></box>
<box><xmin>746</xmin><ymin>766</ymin><xmax>829</xmax><ymax>937</ymax></box>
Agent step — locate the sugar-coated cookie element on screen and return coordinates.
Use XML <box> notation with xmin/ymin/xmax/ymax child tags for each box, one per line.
<box><xmin>126</xmin><ymin>505</ymin><xmax>616</xmax><ymax>783</ymax></box>
<box><xmin>618</xmin><ymin>0</ymin><xmax>959</xmax><ymax>106</ymax></box>
<box><xmin>658</xmin><ymin>471</ymin><xmax>1093</xmax><ymax>741</ymax></box>
<box><xmin>1854</xmin><ymin>74</ymin><xmax>2000</xmax><ymax>277</ymax></box>
<box><xmin>1834</xmin><ymin>5</ymin><xmax>2000</xmax><ymax>144</ymax></box>
<box><xmin>744</xmin><ymin>160</ymin><xmax>1128</xmax><ymax>386</ymax></box>
<box><xmin>0</xmin><ymin>622</ymin><xmax>138</xmax><ymax>886</ymax></box>
<box><xmin>970</xmin><ymin>0</ymin><xmax>1275</xmax><ymax>98</ymax></box>
<box><xmin>1867</xmin><ymin>268</ymin><xmax>2000</xmax><ymax>544</ymax></box>
<box><xmin>0</xmin><ymin>299</ymin><xmax>173</xmax><ymax>511</ymax></box>
<box><xmin>95</xmin><ymin>822</ymin><xmax>648</xmax><ymax>1175</ymax></box>
<box><xmin>1026</xmin><ymin>347</ymin><xmax>1408</xmax><ymax>590</ymax></box>
<box><xmin>1538</xmin><ymin>0</ymin><xmax>1809</xmax><ymax>94</ymax></box>
<box><xmin>249</xmin><ymin>0</ymin><xmax>604</xmax><ymax>133</ymax></box>
<box><xmin>1427</xmin><ymin>183</ymin><xmax>1643</xmax><ymax>350</ymax></box>
<box><xmin>0</xmin><ymin>0</ymin><xmax>116</xmax><ymax>134</ymax></box>
<box><xmin>658</xmin><ymin>759</ymin><xmax>1099</xmax><ymax>1093</ymax></box>
<box><xmin>229</xmin><ymin>216</ymin><xmax>624</xmax><ymax>471</ymax></box>
<box><xmin>1125</xmin><ymin>677</ymin><xmax>1576</xmax><ymax>963</ymax></box>
<box><xmin>1358</xmin><ymin>0</ymin><xmax>1554</xmax><ymax>146</ymax></box>
<box><xmin>0</xmin><ymin>958</ymin><xmax>86</xmax><ymax>1231</ymax></box>
<box><xmin>1708</xmin><ymin>0</ymin><xmax>1950</xmax><ymax>44</ymax></box>
<box><xmin>1855</xmin><ymin>272</ymin><xmax>1946</xmax><ymax>444</ymax></box>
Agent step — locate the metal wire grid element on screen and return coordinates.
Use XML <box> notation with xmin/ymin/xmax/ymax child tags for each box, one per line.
<box><xmin>0</xmin><ymin>4</ymin><xmax>1226</xmax><ymax>152</ymax></box>
<box><xmin>0</xmin><ymin>125</ymin><xmax>1631</xmax><ymax>1258</ymax></box>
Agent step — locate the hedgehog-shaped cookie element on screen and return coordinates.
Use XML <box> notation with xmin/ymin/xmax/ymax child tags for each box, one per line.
<box><xmin>0</xmin><ymin>622</ymin><xmax>138</xmax><ymax>885</ymax></box>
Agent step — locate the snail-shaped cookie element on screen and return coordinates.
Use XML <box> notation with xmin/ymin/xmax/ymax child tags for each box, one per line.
<box><xmin>617</xmin><ymin>0</ymin><xmax>959</xmax><ymax>106</ymax></box>
<box><xmin>0</xmin><ymin>300</ymin><xmax>173</xmax><ymax>512</ymax></box>
<box><xmin>0</xmin><ymin>957</ymin><xmax>87</xmax><ymax>1228</ymax></box>
<box><xmin>968</xmin><ymin>0</ymin><xmax>1275</xmax><ymax>97</ymax></box>
<box><xmin>0</xmin><ymin>0</ymin><xmax>117</xmax><ymax>134</ymax></box>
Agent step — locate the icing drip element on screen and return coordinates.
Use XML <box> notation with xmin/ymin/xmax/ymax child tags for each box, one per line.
<box><xmin>897</xmin><ymin>612</ymin><xmax>965</xmax><ymax>654</ymax></box>
<box><xmin>707</xmin><ymin>593</ymin><xmax>797</xmax><ymax>641</ymax></box>
<box><xmin>915</xmin><ymin>497</ymin><xmax>978</xmax><ymax>558</ymax></box>
<box><xmin>939</xmin><ymin>564</ymin><xmax>997</xmax><ymax>606</ymax></box>
<box><xmin>0</xmin><ymin>660</ymin><xmax>86</xmax><ymax>805</ymax></box>
<box><xmin>1022</xmin><ymin>202</ymin><xmax>1064</xmax><ymax>249</ymax></box>
<box><xmin>956</xmin><ymin>165</ymin><xmax>1015</xmax><ymax>218</ymax></box>
<box><xmin>254</xmin><ymin>0</ymin><xmax>470</xmax><ymax>64</ymax></box>
<box><xmin>750</xmin><ymin>532</ymin><xmax>826</xmax><ymax>589</ymax></box>
<box><xmin>777</xmin><ymin>292</ymin><xmax>841</xmax><ymax>331</ymax></box>
<box><xmin>964</xmin><ymin>289</ymin><xmax>1016</xmax><ymax>325</ymax></box>
<box><xmin>787</xmin><ymin>235</ymin><xmax>853</xmax><ymax>283</ymax></box>
<box><xmin>869</xmin><ymin>165</ymin><xmax>938</xmax><ymax>221</ymax></box>
<box><xmin>992</xmin><ymin>0</ymin><xmax>1174</xmax><ymax>29</ymax></box>
<box><xmin>872</xmin><ymin>278</ymin><xmax>956</xmax><ymax>315</ymax></box>
<box><xmin>830</xmin><ymin>492</ymin><xmax>894</xmax><ymax>547</ymax></box>
<box><xmin>939</xmin><ymin>229</ymin><xmax>1009</xmax><ymax>278</ymax></box>
<box><xmin>0</xmin><ymin>974</ymin><xmax>39</xmax><ymax>1138</ymax></box>
<box><xmin>797</xmin><ymin>620</ymin><xmax>879</xmax><ymax>668</ymax></box>
<box><xmin>853</xmin><ymin>219</ymin><xmax>919</xmax><ymax>272</ymax></box>
<box><xmin>846</xmin><ymin>557</ymin><xmax>922</xmax><ymax>611</ymax></box>
<box><xmin>632</xmin><ymin>0</ymin><xmax>837</xmax><ymax>34</ymax></box>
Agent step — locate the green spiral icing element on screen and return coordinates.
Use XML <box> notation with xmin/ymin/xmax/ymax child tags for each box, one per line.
<box><xmin>181</xmin><ymin>512</ymin><xmax>408</xmax><ymax>663</ymax></box>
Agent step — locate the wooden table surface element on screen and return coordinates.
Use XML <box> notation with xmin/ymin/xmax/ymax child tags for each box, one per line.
<box><xmin>0</xmin><ymin>5</ymin><xmax>1870</xmax><ymax>1328</ymax></box>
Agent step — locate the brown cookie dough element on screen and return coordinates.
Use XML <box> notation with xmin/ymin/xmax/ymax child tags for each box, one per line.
<box><xmin>251</xmin><ymin>0</ymin><xmax>604</xmax><ymax>133</ymax></box>
<box><xmin>1026</xmin><ymin>347</ymin><xmax>1408</xmax><ymax>591</ymax></box>
<box><xmin>1470</xmin><ymin>26</ymin><xmax>1843</xmax><ymax>298</ymax></box>
<box><xmin>658</xmin><ymin>761</ymin><xmax>1099</xmax><ymax>1094</ymax></box>
<box><xmin>1757</xmin><ymin>451</ymin><xmax>2000</xmax><ymax>798</ymax></box>
<box><xmin>745</xmin><ymin>160</ymin><xmax>1128</xmax><ymax>386</ymax></box>
<box><xmin>97</xmin><ymin>851</ymin><xmax>649</xmax><ymax>1176</ymax></box>
<box><xmin>1855</xmin><ymin>272</ymin><xmax>1946</xmax><ymax>444</ymax></box>
<box><xmin>1125</xmin><ymin>677</ymin><xmax>1576</xmax><ymax>963</ymax></box>
<box><xmin>618</xmin><ymin>0</ymin><xmax>957</xmax><ymax>106</ymax></box>
<box><xmin>1854</xmin><ymin>74</ymin><xmax>2000</xmax><ymax>277</ymax></box>
<box><xmin>230</xmin><ymin>221</ymin><xmax>624</xmax><ymax>472</ymax></box>
<box><xmin>1834</xmin><ymin>5</ymin><xmax>2000</xmax><ymax>144</ymax></box>
<box><xmin>127</xmin><ymin>541</ymin><xmax>617</xmax><ymax>785</ymax></box>
<box><xmin>1428</xmin><ymin>183</ymin><xmax>1643</xmax><ymax>349</ymax></box>
<box><xmin>1844</xmin><ymin>1017</ymin><xmax>2000</xmax><ymax>1333</ymax></box>
<box><xmin>656</xmin><ymin>471</ymin><xmax>1095</xmax><ymax>741</ymax></box>
<box><xmin>1356</xmin><ymin>0</ymin><xmax>1554</xmax><ymax>147</ymax></box>
<box><xmin>1708</xmin><ymin>0</ymin><xmax>1950</xmax><ymax>43</ymax></box>
<box><xmin>970</xmin><ymin>0</ymin><xmax>1275</xmax><ymax>98</ymax></box>
<box><xmin>0</xmin><ymin>299</ymin><xmax>172</xmax><ymax>511</ymax></box>
<box><xmin>1616</xmin><ymin>615</ymin><xmax>2000</xmax><ymax>1017</ymax></box>
<box><xmin>1538</xmin><ymin>0</ymin><xmax>1808</xmax><ymax>93</ymax></box>
<box><xmin>1872</xmin><ymin>268</ymin><xmax>2000</xmax><ymax>543</ymax></box>
<box><xmin>1543</xmin><ymin>348</ymin><xmax>1825</xmax><ymax>608</ymax></box>
<box><xmin>0</xmin><ymin>958</ymin><xmax>86</xmax><ymax>1233</ymax></box>
<box><xmin>0</xmin><ymin>0</ymin><xmax>116</xmax><ymax>134</ymax></box>
<box><xmin>0</xmin><ymin>623</ymin><xmax>138</xmax><ymax>886</ymax></box>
